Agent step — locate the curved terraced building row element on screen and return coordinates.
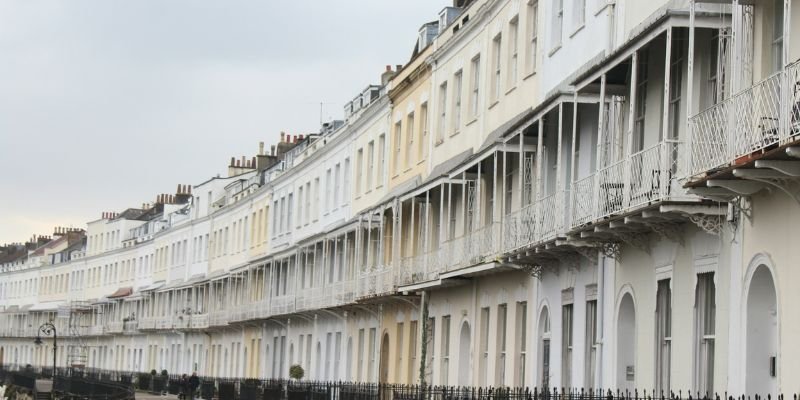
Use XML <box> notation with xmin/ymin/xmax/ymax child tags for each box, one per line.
<box><xmin>2</xmin><ymin>0</ymin><xmax>799</xmax><ymax>397</ymax></box>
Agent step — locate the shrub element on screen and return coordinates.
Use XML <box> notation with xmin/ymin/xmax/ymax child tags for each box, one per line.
<box><xmin>289</xmin><ymin>364</ymin><xmax>304</xmax><ymax>380</ymax></box>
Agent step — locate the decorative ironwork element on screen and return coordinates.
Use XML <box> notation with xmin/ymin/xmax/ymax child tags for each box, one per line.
<box><xmin>688</xmin><ymin>214</ymin><xmax>724</xmax><ymax>235</ymax></box>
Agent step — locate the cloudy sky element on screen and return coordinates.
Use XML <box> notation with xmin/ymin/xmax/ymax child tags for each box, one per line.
<box><xmin>0</xmin><ymin>1</ymin><xmax>448</xmax><ymax>244</ymax></box>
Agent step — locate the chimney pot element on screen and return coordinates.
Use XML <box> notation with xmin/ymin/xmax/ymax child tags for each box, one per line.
<box><xmin>177</xmin><ymin>184</ymin><xmax>182</xmax><ymax>194</ymax></box>
<box><xmin>385</xmin><ymin>64</ymin><xmax>392</xmax><ymax>72</ymax></box>
<box><xmin>280</xmin><ymin>131</ymin><xmax>286</xmax><ymax>142</ymax></box>
<box><xmin>396</xmin><ymin>64</ymin><xmax>403</xmax><ymax>71</ymax></box>
<box><xmin>230</xmin><ymin>157</ymin><xmax>235</xmax><ymax>166</ymax></box>
<box><xmin>259</xmin><ymin>142</ymin><xmax>265</xmax><ymax>155</ymax></box>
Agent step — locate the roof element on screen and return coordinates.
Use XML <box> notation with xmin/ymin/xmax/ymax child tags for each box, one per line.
<box><xmin>108</xmin><ymin>287</ymin><xmax>133</xmax><ymax>299</ymax></box>
<box><xmin>29</xmin><ymin>301</ymin><xmax>65</xmax><ymax>312</ymax></box>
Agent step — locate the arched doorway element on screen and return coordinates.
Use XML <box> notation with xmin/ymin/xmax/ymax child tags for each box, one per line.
<box><xmin>537</xmin><ymin>307</ymin><xmax>551</xmax><ymax>388</ymax></box>
<box><xmin>458</xmin><ymin>321</ymin><xmax>471</xmax><ymax>386</ymax></box>
<box><xmin>746</xmin><ymin>265</ymin><xmax>777</xmax><ymax>397</ymax></box>
<box><xmin>379</xmin><ymin>333</ymin><xmax>390</xmax><ymax>383</ymax></box>
<box><xmin>616</xmin><ymin>292</ymin><xmax>636</xmax><ymax>391</ymax></box>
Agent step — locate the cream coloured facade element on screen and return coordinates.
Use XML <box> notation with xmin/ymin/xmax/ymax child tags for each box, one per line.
<box><xmin>2</xmin><ymin>0</ymin><xmax>800</xmax><ymax>397</ymax></box>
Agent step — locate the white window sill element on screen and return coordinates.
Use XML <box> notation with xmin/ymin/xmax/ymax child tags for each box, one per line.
<box><xmin>570</xmin><ymin>24</ymin><xmax>585</xmax><ymax>38</ymax></box>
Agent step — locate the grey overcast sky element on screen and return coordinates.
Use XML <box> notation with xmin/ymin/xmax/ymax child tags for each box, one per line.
<box><xmin>0</xmin><ymin>0</ymin><xmax>448</xmax><ymax>244</ymax></box>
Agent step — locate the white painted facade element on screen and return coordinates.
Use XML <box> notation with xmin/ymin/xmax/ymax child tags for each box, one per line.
<box><xmin>2</xmin><ymin>0</ymin><xmax>798</xmax><ymax>397</ymax></box>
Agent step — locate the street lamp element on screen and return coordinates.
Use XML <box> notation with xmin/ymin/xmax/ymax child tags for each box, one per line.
<box><xmin>34</xmin><ymin>322</ymin><xmax>57</xmax><ymax>378</ymax></box>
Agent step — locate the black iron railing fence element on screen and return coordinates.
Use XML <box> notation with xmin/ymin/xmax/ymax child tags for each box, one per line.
<box><xmin>0</xmin><ymin>364</ymin><xmax>135</xmax><ymax>400</ymax></box>
<box><xmin>0</xmin><ymin>364</ymin><xmax>793</xmax><ymax>400</ymax></box>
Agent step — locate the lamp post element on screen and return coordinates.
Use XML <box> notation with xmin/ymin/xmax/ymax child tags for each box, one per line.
<box><xmin>34</xmin><ymin>322</ymin><xmax>57</xmax><ymax>378</ymax></box>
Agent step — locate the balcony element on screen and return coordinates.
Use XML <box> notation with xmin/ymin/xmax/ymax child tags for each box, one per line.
<box><xmin>138</xmin><ymin>317</ymin><xmax>156</xmax><ymax>330</ymax></box>
<box><xmin>570</xmin><ymin>140</ymin><xmax>686</xmax><ymax>229</ymax></box>
<box><xmin>688</xmin><ymin>60</ymin><xmax>800</xmax><ymax>186</ymax></box>
<box><xmin>356</xmin><ymin>265</ymin><xmax>394</xmax><ymax>300</ymax></box>
<box><xmin>189</xmin><ymin>313</ymin><xmax>209</xmax><ymax>329</ymax></box>
<box><xmin>106</xmin><ymin>322</ymin><xmax>123</xmax><ymax>334</ymax></box>
<box><xmin>442</xmin><ymin>222</ymin><xmax>501</xmax><ymax>274</ymax></box>
<box><xmin>154</xmin><ymin>316</ymin><xmax>172</xmax><ymax>330</ymax></box>
<box><xmin>123</xmin><ymin>320</ymin><xmax>139</xmax><ymax>334</ymax></box>
<box><xmin>88</xmin><ymin>325</ymin><xmax>105</xmax><ymax>336</ymax></box>
<box><xmin>505</xmin><ymin>190</ymin><xmax>568</xmax><ymax>253</ymax></box>
<box><xmin>209</xmin><ymin>310</ymin><xmax>230</xmax><ymax>327</ymax></box>
<box><xmin>270</xmin><ymin>295</ymin><xmax>295</xmax><ymax>316</ymax></box>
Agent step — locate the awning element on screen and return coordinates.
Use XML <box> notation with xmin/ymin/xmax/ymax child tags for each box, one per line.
<box><xmin>29</xmin><ymin>301</ymin><xmax>65</xmax><ymax>312</ymax></box>
<box><xmin>140</xmin><ymin>281</ymin><xmax>166</xmax><ymax>292</ymax></box>
<box><xmin>174</xmin><ymin>274</ymin><xmax>208</xmax><ymax>289</ymax></box>
<box><xmin>156</xmin><ymin>279</ymin><xmax>184</xmax><ymax>293</ymax></box>
<box><xmin>2</xmin><ymin>305</ymin><xmax>20</xmax><ymax>313</ymax></box>
<box><xmin>122</xmin><ymin>294</ymin><xmax>144</xmax><ymax>302</ymax></box>
<box><xmin>108</xmin><ymin>287</ymin><xmax>133</xmax><ymax>299</ymax></box>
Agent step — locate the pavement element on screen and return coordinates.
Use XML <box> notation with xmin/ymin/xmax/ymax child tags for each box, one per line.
<box><xmin>134</xmin><ymin>391</ymin><xmax>179</xmax><ymax>400</ymax></box>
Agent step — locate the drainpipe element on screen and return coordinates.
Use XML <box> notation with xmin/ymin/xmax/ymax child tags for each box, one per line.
<box><xmin>596</xmin><ymin>254</ymin><xmax>605</xmax><ymax>388</ymax></box>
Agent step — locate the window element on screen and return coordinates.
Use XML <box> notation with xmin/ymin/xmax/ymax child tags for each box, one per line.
<box><xmin>438</xmin><ymin>81</ymin><xmax>449</xmax><ymax>142</ymax></box>
<box><xmin>305</xmin><ymin>182</ymin><xmax>311</xmax><ymax>224</ymax></box>
<box><xmin>585</xmin><ymin>299</ymin><xmax>598</xmax><ymax>388</ymax></box>
<box><xmin>516</xmin><ymin>302</ymin><xmax>528</xmax><ymax>387</ymax></box>
<box><xmin>538</xmin><ymin>309</ymin><xmax>551</xmax><ymax>387</ymax></box>
<box><xmin>334</xmin><ymin>163</ymin><xmax>341</xmax><ymax>207</ymax></box>
<box><xmin>314</xmin><ymin>177</ymin><xmax>320</xmax><ymax>220</ymax></box>
<box><xmin>368</xmin><ymin>328</ymin><xmax>377</xmax><ymax>381</ymax></box>
<box><xmin>491</xmin><ymin>34</ymin><xmax>503</xmax><ymax>103</ymax></box>
<box><xmin>297</xmin><ymin>187</ymin><xmax>304</xmax><ymax>228</ymax></box>
<box><xmin>377</xmin><ymin>135</ymin><xmax>386</xmax><ymax>186</ymax></box>
<box><xmin>393</xmin><ymin>121</ymin><xmax>403</xmax><ymax>174</ymax></box>
<box><xmin>396</xmin><ymin>322</ymin><xmax>404</xmax><ymax>382</ymax></box>
<box><xmin>406</xmin><ymin>113</ymin><xmax>415</xmax><ymax>167</ymax></box>
<box><xmin>655</xmin><ymin>279</ymin><xmax>672</xmax><ymax>394</ymax></box>
<box><xmin>287</xmin><ymin>194</ymin><xmax>294</xmax><ymax>232</ymax></box>
<box><xmin>496</xmin><ymin>304</ymin><xmax>508</xmax><ymax>385</ymax></box>
<box><xmin>508</xmin><ymin>17</ymin><xmax>520</xmax><ymax>86</ymax></box>
<box><xmin>526</xmin><ymin>1</ymin><xmax>539</xmax><ymax>74</ymax></box>
<box><xmin>561</xmin><ymin>303</ymin><xmax>573</xmax><ymax>388</ymax></box>
<box><xmin>551</xmin><ymin>0</ymin><xmax>563</xmax><ymax>50</ymax></box>
<box><xmin>343</xmin><ymin>158</ymin><xmax>350</xmax><ymax>205</ymax></box>
<box><xmin>357</xmin><ymin>329</ymin><xmax>365</xmax><ymax>380</ymax></box>
<box><xmin>366</xmin><ymin>142</ymin><xmax>374</xmax><ymax>191</ymax></box>
<box><xmin>695</xmin><ymin>273</ymin><xmax>716</xmax><ymax>397</ymax></box>
<box><xmin>706</xmin><ymin>33</ymin><xmax>724</xmax><ymax>107</ymax></box>
<box><xmin>469</xmin><ymin>56</ymin><xmax>481</xmax><ymax>118</ymax></box>
<box><xmin>453</xmin><ymin>72</ymin><xmax>463</xmax><ymax>133</ymax></box>
<box><xmin>773</xmin><ymin>0</ymin><xmax>784</xmax><ymax>73</ymax></box>
<box><xmin>419</xmin><ymin>102</ymin><xmax>429</xmax><ymax>160</ymax></box>
<box><xmin>409</xmin><ymin>320</ymin><xmax>418</xmax><ymax>383</ymax></box>
<box><xmin>441</xmin><ymin>316</ymin><xmax>451</xmax><ymax>385</ymax></box>
<box><xmin>479</xmin><ymin>307</ymin><xmax>490</xmax><ymax>385</ymax></box>
<box><xmin>633</xmin><ymin>50</ymin><xmax>649</xmax><ymax>152</ymax></box>
<box><xmin>573</xmin><ymin>0</ymin><xmax>586</xmax><ymax>29</ymax></box>
<box><xmin>325</xmin><ymin>169</ymin><xmax>332</xmax><ymax>212</ymax></box>
<box><xmin>668</xmin><ymin>30</ymin><xmax>685</xmax><ymax>140</ymax></box>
